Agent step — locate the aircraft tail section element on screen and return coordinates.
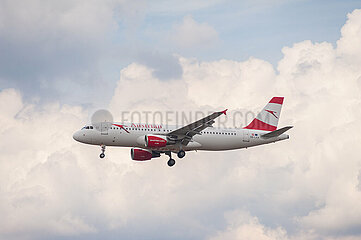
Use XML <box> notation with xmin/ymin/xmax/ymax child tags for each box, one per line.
<box><xmin>244</xmin><ymin>97</ymin><xmax>284</xmax><ymax>131</ymax></box>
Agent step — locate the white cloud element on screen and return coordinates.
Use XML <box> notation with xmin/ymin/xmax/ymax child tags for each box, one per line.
<box><xmin>0</xmin><ymin>0</ymin><xmax>125</xmax><ymax>42</ymax></box>
<box><xmin>1</xmin><ymin>7</ymin><xmax>361</xmax><ymax>240</ymax></box>
<box><xmin>337</xmin><ymin>9</ymin><xmax>361</xmax><ymax>64</ymax></box>
<box><xmin>209</xmin><ymin>210</ymin><xmax>288</xmax><ymax>240</ymax></box>
<box><xmin>0</xmin><ymin>0</ymin><xmax>147</xmax><ymax>104</ymax></box>
<box><xmin>170</xmin><ymin>15</ymin><xmax>218</xmax><ymax>48</ymax></box>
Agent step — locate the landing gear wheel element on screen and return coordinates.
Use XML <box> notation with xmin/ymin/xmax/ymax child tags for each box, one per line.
<box><xmin>177</xmin><ymin>150</ymin><xmax>185</xmax><ymax>158</ymax></box>
<box><xmin>99</xmin><ymin>145</ymin><xmax>106</xmax><ymax>159</ymax></box>
<box><xmin>167</xmin><ymin>158</ymin><xmax>176</xmax><ymax>167</ymax></box>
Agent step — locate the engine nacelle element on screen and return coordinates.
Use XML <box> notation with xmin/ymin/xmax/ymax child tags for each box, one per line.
<box><xmin>145</xmin><ymin>134</ymin><xmax>168</xmax><ymax>148</ymax></box>
<box><xmin>131</xmin><ymin>148</ymin><xmax>160</xmax><ymax>161</ymax></box>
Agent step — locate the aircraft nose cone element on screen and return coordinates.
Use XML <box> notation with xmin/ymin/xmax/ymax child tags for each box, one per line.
<box><xmin>73</xmin><ymin>131</ymin><xmax>81</xmax><ymax>142</ymax></box>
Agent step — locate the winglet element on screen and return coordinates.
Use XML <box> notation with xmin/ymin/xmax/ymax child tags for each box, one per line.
<box><xmin>221</xmin><ymin>109</ymin><xmax>228</xmax><ymax>115</ymax></box>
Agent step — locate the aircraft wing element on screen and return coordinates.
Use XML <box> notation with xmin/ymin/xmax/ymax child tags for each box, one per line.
<box><xmin>167</xmin><ymin>109</ymin><xmax>227</xmax><ymax>145</ymax></box>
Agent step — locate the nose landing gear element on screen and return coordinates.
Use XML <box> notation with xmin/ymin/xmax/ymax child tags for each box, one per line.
<box><xmin>99</xmin><ymin>145</ymin><xmax>106</xmax><ymax>158</ymax></box>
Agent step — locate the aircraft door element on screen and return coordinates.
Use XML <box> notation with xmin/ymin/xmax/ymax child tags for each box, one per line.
<box><xmin>100</xmin><ymin>122</ymin><xmax>110</xmax><ymax>135</ymax></box>
<box><xmin>243</xmin><ymin>130</ymin><xmax>250</xmax><ymax>142</ymax></box>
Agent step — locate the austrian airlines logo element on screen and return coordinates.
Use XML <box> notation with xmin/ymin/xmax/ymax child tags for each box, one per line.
<box><xmin>266</xmin><ymin>110</ymin><xmax>278</xmax><ymax>119</ymax></box>
<box><xmin>113</xmin><ymin>124</ymin><xmax>130</xmax><ymax>133</ymax></box>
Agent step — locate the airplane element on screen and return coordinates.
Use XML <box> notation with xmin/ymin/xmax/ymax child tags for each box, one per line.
<box><xmin>73</xmin><ymin>97</ymin><xmax>292</xmax><ymax>167</ymax></box>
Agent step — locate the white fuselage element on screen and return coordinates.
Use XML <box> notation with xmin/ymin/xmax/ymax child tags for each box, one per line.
<box><xmin>73</xmin><ymin>123</ymin><xmax>289</xmax><ymax>152</ymax></box>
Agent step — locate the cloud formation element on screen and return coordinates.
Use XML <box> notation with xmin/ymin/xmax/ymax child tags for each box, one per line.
<box><xmin>135</xmin><ymin>51</ymin><xmax>183</xmax><ymax>81</ymax></box>
<box><xmin>0</xmin><ymin>0</ymin><xmax>146</xmax><ymax>103</ymax></box>
<box><xmin>170</xmin><ymin>15</ymin><xmax>218</xmax><ymax>49</ymax></box>
<box><xmin>209</xmin><ymin>210</ymin><xmax>288</xmax><ymax>240</ymax></box>
<box><xmin>1</xmin><ymin>7</ymin><xmax>361</xmax><ymax>240</ymax></box>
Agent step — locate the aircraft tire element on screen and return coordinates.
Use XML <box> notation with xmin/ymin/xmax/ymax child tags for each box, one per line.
<box><xmin>167</xmin><ymin>159</ymin><xmax>176</xmax><ymax>167</ymax></box>
<box><xmin>177</xmin><ymin>150</ymin><xmax>186</xmax><ymax>158</ymax></box>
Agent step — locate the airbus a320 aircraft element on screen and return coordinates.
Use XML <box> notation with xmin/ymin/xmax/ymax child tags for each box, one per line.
<box><xmin>73</xmin><ymin>97</ymin><xmax>292</xmax><ymax>167</ymax></box>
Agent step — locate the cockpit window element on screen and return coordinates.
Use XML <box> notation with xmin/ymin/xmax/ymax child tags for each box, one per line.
<box><xmin>81</xmin><ymin>125</ymin><xmax>93</xmax><ymax>130</ymax></box>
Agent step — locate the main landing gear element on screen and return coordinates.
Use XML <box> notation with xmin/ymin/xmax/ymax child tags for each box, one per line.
<box><xmin>165</xmin><ymin>151</ymin><xmax>176</xmax><ymax>167</ymax></box>
<box><xmin>99</xmin><ymin>145</ymin><xmax>106</xmax><ymax>158</ymax></box>
<box><xmin>166</xmin><ymin>150</ymin><xmax>186</xmax><ymax>167</ymax></box>
<box><xmin>167</xmin><ymin>158</ymin><xmax>176</xmax><ymax>167</ymax></box>
<box><xmin>177</xmin><ymin>150</ymin><xmax>186</xmax><ymax>158</ymax></box>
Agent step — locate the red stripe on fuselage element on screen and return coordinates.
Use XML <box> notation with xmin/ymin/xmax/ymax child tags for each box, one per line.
<box><xmin>269</xmin><ymin>97</ymin><xmax>284</xmax><ymax>105</ymax></box>
<box><xmin>244</xmin><ymin>118</ymin><xmax>277</xmax><ymax>131</ymax></box>
<box><xmin>113</xmin><ymin>124</ymin><xmax>129</xmax><ymax>133</ymax></box>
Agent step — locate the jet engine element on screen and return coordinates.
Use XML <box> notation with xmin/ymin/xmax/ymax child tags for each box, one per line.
<box><xmin>144</xmin><ymin>135</ymin><xmax>168</xmax><ymax>148</ymax></box>
<box><xmin>131</xmin><ymin>147</ymin><xmax>160</xmax><ymax>161</ymax></box>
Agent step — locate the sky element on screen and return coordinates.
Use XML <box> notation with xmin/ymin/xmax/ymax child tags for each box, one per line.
<box><xmin>1</xmin><ymin>0</ymin><xmax>361</xmax><ymax>239</ymax></box>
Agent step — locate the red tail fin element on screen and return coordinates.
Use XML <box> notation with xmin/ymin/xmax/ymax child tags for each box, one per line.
<box><xmin>244</xmin><ymin>97</ymin><xmax>284</xmax><ymax>131</ymax></box>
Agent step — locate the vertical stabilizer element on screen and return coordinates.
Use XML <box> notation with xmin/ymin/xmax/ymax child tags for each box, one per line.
<box><xmin>244</xmin><ymin>97</ymin><xmax>284</xmax><ymax>131</ymax></box>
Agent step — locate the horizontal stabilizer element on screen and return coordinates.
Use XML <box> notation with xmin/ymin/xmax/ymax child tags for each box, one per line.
<box><xmin>261</xmin><ymin>126</ymin><xmax>293</xmax><ymax>139</ymax></box>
